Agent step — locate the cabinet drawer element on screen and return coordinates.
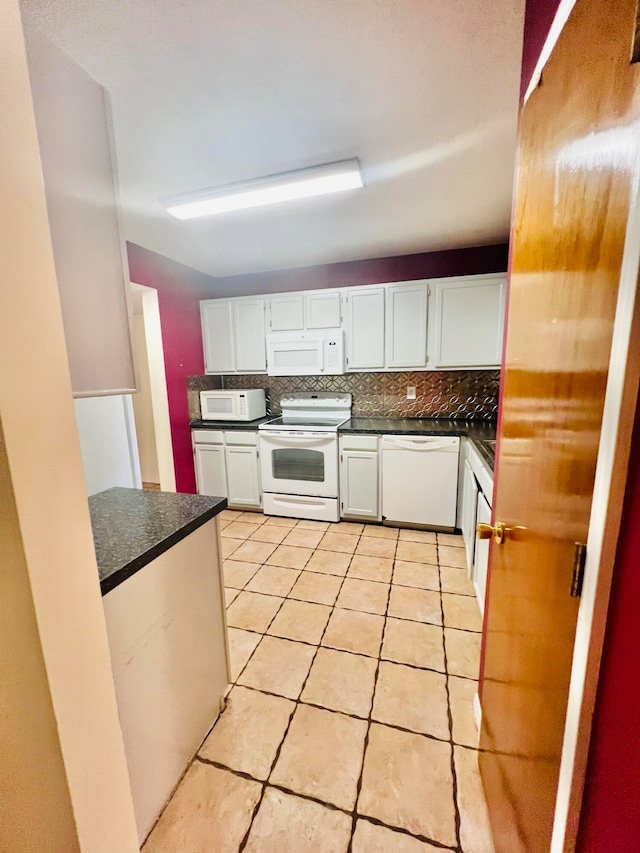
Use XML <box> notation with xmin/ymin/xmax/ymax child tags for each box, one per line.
<box><xmin>224</xmin><ymin>431</ymin><xmax>258</xmax><ymax>446</ymax></box>
<box><xmin>192</xmin><ymin>429</ymin><xmax>224</xmax><ymax>445</ymax></box>
<box><xmin>340</xmin><ymin>434</ymin><xmax>378</xmax><ymax>452</ymax></box>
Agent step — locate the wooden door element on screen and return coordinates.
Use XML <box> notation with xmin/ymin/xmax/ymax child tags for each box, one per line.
<box><xmin>479</xmin><ymin>2</ymin><xmax>640</xmax><ymax>851</ymax></box>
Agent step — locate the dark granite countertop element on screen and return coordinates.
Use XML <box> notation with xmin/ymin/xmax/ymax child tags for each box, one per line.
<box><xmin>190</xmin><ymin>416</ymin><xmax>274</xmax><ymax>430</ymax></box>
<box><xmin>89</xmin><ymin>487</ymin><xmax>227</xmax><ymax>595</ymax></box>
<box><xmin>339</xmin><ymin>418</ymin><xmax>497</xmax><ymax>471</ymax></box>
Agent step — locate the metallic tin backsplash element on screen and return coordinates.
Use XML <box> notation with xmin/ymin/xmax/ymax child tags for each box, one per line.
<box><xmin>188</xmin><ymin>371</ymin><xmax>500</xmax><ymax>421</ymax></box>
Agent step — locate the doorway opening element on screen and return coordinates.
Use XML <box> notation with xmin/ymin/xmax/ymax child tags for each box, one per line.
<box><xmin>130</xmin><ymin>283</ymin><xmax>176</xmax><ymax>492</ymax></box>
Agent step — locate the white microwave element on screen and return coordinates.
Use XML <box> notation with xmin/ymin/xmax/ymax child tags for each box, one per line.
<box><xmin>200</xmin><ymin>389</ymin><xmax>266</xmax><ymax>421</ymax></box>
<box><xmin>266</xmin><ymin>330</ymin><xmax>344</xmax><ymax>376</ymax></box>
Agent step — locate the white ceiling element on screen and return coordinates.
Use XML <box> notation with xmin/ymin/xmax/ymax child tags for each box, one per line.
<box><xmin>20</xmin><ymin>0</ymin><xmax>525</xmax><ymax>278</ymax></box>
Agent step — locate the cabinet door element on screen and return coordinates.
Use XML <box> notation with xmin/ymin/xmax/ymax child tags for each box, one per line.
<box><xmin>431</xmin><ymin>276</ymin><xmax>506</xmax><ymax>368</ymax></box>
<box><xmin>340</xmin><ymin>450</ymin><xmax>379</xmax><ymax>519</ymax></box>
<box><xmin>461</xmin><ymin>460</ymin><xmax>479</xmax><ymax>573</ymax></box>
<box><xmin>346</xmin><ymin>287</ymin><xmax>385</xmax><ymax>370</ymax></box>
<box><xmin>305</xmin><ymin>290</ymin><xmax>341</xmax><ymax>329</ymax></box>
<box><xmin>201</xmin><ymin>300</ymin><xmax>235</xmax><ymax>374</ymax></box>
<box><xmin>233</xmin><ymin>299</ymin><xmax>267</xmax><ymax>372</ymax></box>
<box><xmin>385</xmin><ymin>282</ymin><xmax>428</xmax><ymax>369</ymax></box>
<box><xmin>225</xmin><ymin>446</ymin><xmax>261</xmax><ymax>508</ymax></box>
<box><xmin>194</xmin><ymin>445</ymin><xmax>228</xmax><ymax>497</ymax></box>
<box><xmin>473</xmin><ymin>492</ymin><xmax>491</xmax><ymax>614</ymax></box>
<box><xmin>269</xmin><ymin>294</ymin><xmax>304</xmax><ymax>331</ymax></box>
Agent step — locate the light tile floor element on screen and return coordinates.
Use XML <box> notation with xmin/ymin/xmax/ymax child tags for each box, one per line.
<box><xmin>143</xmin><ymin>510</ymin><xmax>495</xmax><ymax>853</ymax></box>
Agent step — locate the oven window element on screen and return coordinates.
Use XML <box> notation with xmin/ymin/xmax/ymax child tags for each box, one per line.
<box><xmin>271</xmin><ymin>448</ymin><xmax>325</xmax><ymax>482</ymax></box>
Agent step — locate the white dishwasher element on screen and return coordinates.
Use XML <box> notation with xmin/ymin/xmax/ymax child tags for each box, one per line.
<box><xmin>381</xmin><ymin>435</ymin><xmax>460</xmax><ymax>528</ymax></box>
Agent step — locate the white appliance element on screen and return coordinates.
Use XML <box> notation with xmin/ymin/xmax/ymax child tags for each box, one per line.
<box><xmin>266</xmin><ymin>330</ymin><xmax>344</xmax><ymax>376</ymax></box>
<box><xmin>200</xmin><ymin>389</ymin><xmax>266</xmax><ymax>421</ymax></box>
<box><xmin>259</xmin><ymin>393</ymin><xmax>352</xmax><ymax>521</ymax></box>
<box><xmin>382</xmin><ymin>435</ymin><xmax>460</xmax><ymax>529</ymax></box>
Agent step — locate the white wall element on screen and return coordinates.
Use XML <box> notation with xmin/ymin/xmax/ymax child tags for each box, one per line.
<box><xmin>131</xmin><ymin>312</ymin><xmax>160</xmax><ymax>483</ymax></box>
<box><xmin>74</xmin><ymin>396</ymin><xmax>141</xmax><ymax>495</ymax></box>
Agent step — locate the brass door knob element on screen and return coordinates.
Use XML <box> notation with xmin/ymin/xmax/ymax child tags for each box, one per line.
<box><xmin>477</xmin><ymin>522</ymin><xmax>507</xmax><ymax>545</ymax></box>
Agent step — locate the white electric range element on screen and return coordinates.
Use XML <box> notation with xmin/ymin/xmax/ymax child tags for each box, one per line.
<box><xmin>258</xmin><ymin>392</ymin><xmax>352</xmax><ymax>521</ymax></box>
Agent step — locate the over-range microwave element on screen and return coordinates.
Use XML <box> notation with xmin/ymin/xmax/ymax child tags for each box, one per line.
<box><xmin>200</xmin><ymin>389</ymin><xmax>266</xmax><ymax>421</ymax></box>
<box><xmin>266</xmin><ymin>330</ymin><xmax>344</xmax><ymax>376</ymax></box>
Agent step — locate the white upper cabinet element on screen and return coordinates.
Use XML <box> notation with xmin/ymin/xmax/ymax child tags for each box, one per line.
<box><xmin>201</xmin><ymin>297</ymin><xmax>266</xmax><ymax>374</ymax></box>
<box><xmin>269</xmin><ymin>293</ymin><xmax>304</xmax><ymax>331</ymax></box>
<box><xmin>201</xmin><ymin>300</ymin><xmax>235</xmax><ymax>373</ymax></box>
<box><xmin>385</xmin><ymin>282</ymin><xmax>429</xmax><ymax>369</ymax></box>
<box><xmin>233</xmin><ymin>299</ymin><xmax>267</xmax><ymax>372</ymax></box>
<box><xmin>429</xmin><ymin>274</ymin><xmax>506</xmax><ymax>369</ymax></box>
<box><xmin>305</xmin><ymin>290</ymin><xmax>342</xmax><ymax>329</ymax></box>
<box><xmin>346</xmin><ymin>286</ymin><xmax>385</xmax><ymax>370</ymax></box>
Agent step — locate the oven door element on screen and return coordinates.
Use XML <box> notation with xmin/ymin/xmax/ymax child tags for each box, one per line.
<box><xmin>259</xmin><ymin>431</ymin><xmax>338</xmax><ymax>497</ymax></box>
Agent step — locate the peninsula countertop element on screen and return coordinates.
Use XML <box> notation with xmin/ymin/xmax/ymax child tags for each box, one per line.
<box><xmin>89</xmin><ymin>487</ymin><xmax>227</xmax><ymax>595</ymax></box>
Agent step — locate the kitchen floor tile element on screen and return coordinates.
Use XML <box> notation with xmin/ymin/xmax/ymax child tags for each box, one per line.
<box><xmin>217</xmin><ymin>516</ymin><xmax>232</xmax><ymax>530</ymax></box>
<box><xmin>270</xmin><ymin>704</ymin><xmax>367</xmax><ymax>810</ymax></box>
<box><xmin>318</xmin><ymin>531</ymin><xmax>359</xmax><ymax>554</ymax></box>
<box><xmin>231</xmin><ymin>539</ymin><xmax>278</xmax><ymax>564</ymax></box>
<box><xmin>288</xmin><ymin>571</ymin><xmax>342</xmax><ymax>606</ymax></box>
<box><xmin>267</xmin><ymin>599</ymin><xmax>332</xmax><ymax>644</ymax></box>
<box><xmin>347</xmin><ymin>554</ymin><xmax>394</xmax><ymax>583</ymax></box>
<box><xmin>395</xmin><ymin>541</ymin><xmax>438</xmax><ymax>565</ymax></box>
<box><xmin>372</xmin><ymin>661</ymin><xmax>449</xmax><ymax>739</ymax></box>
<box><xmin>351</xmin><ymin>819</ymin><xmax>443</xmax><ymax>852</ymax></box>
<box><xmin>221</xmin><ymin>521</ymin><xmax>259</xmax><ymax>540</ymax></box>
<box><xmin>442</xmin><ymin>592</ymin><xmax>483</xmax><ymax>632</ymax></box>
<box><xmin>223</xmin><ymin>559</ymin><xmax>261</xmax><ymax>589</ymax></box>
<box><xmin>267</xmin><ymin>544</ymin><xmax>314</xmax><ymax>570</ymax></box>
<box><xmin>224</xmin><ymin>587</ymin><xmax>240</xmax><ymax>607</ymax></box>
<box><xmin>355</xmin><ymin>537</ymin><xmax>397</xmax><ymax>559</ymax></box>
<box><xmin>358</xmin><ymin>724</ymin><xmax>456</xmax><ymax>846</ymax></box>
<box><xmin>301</xmin><ymin>647</ymin><xmax>377</xmax><ymax>718</ymax></box>
<box><xmin>438</xmin><ymin>532</ymin><xmax>465</xmax><ymax>548</ymax></box>
<box><xmin>236</xmin><ymin>511</ymin><xmax>267</xmax><ymax>524</ymax></box>
<box><xmin>142</xmin><ymin>762</ymin><xmax>260</xmax><ymax>853</ymax></box>
<box><xmin>245</xmin><ymin>564</ymin><xmax>301</xmax><ymax>597</ymax></box>
<box><xmin>449</xmin><ymin>675</ymin><xmax>480</xmax><ymax>748</ymax></box>
<box><xmin>248</xmin><ymin>524</ymin><xmax>290</xmax><ymax>544</ymax></box>
<box><xmin>440</xmin><ymin>565</ymin><xmax>475</xmax><ymax>597</ymax></box>
<box><xmin>281</xmin><ymin>528</ymin><xmax>324</xmax><ymax>549</ymax></box>
<box><xmin>219</xmin><ymin>509</ymin><xmax>242</xmax><ymax>522</ymax></box>
<box><xmin>387</xmin><ymin>586</ymin><xmax>442</xmax><ymax>625</ymax></box>
<box><xmin>382</xmin><ymin>618</ymin><xmax>445</xmax><ymax>672</ymax></box>
<box><xmin>199</xmin><ymin>686</ymin><xmax>294</xmax><ymax>780</ymax></box>
<box><xmin>264</xmin><ymin>515</ymin><xmax>298</xmax><ymax>527</ymax></box>
<box><xmin>244</xmin><ymin>787</ymin><xmax>352</xmax><ymax>853</ymax></box>
<box><xmin>335</xmin><ymin>577</ymin><xmax>389</xmax><ymax>615</ymax></box>
<box><xmin>221</xmin><ymin>537</ymin><xmax>241</xmax><ymax>559</ymax></box>
<box><xmin>398</xmin><ymin>528</ymin><xmax>437</xmax><ymax>544</ymax></box>
<box><xmin>237</xmin><ymin>635</ymin><xmax>315</xmax><ymax>699</ymax></box>
<box><xmin>329</xmin><ymin>521</ymin><xmax>365</xmax><ymax>535</ymax></box>
<box><xmin>455</xmin><ymin>746</ymin><xmax>496</xmax><ymax>853</ymax></box>
<box><xmin>295</xmin><ymin>518</ymin><xmax>330</xmax><ymax>531</ymax></box>
<box><xmin>438</xmin><ymin>544</ymin><xmax>467</xmax><ymax>569</ymax></box>
<box><xmin>322</xmin><ymin>608</ymin><xmax>385</xmax><ymax>658</ymax></box>
<box><xmin>305</xmin><ymin>549</ymin><xmax>352</xmax><ymax>576</ymax></box>
<box><xmin>393</xmin><ymin>560</ymin><xmax>440</xmax><ymax>591</ymax></box>
<box><xmin>227</xmin><ymin>627</ymin><xmax>262</xmax><ymax>681</ymax></box>
<box><xmin>360</xmin><ymin>524</ymin><xmax>399</xmax><ymax>540</ymax></box>
<box><xmin>445</xmin><ymin>628</ymin><xmax>481</xmax><ymax>679</ymax></box>
<box><xmin>226</xmin><ymin>591</ymin><xmax>284</xmax><ymax>633</ymax></box>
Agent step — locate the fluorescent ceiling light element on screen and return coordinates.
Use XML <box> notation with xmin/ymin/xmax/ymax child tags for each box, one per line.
<box><xmin>161</xmin><ymin>158</ymin><xmax>363</xmax><ymax>219</ymax></box>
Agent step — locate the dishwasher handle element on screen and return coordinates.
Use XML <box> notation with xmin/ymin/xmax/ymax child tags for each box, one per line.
<box><xmin>381</xmin><ymin>435</ymin><xmax>460</xmax><ymax>452</ymax></box>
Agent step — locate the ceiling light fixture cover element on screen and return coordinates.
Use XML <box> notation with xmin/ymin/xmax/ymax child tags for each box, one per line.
<box><xmin>161</xmin><ymin>158</ymin><xmax>363</xmax><ymax>219</ymax></box>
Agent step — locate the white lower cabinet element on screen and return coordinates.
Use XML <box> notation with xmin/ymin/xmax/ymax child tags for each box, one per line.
<box><xmin>193</xmin><ymin>430</ymin><xmax>261</xmax><ymax>509</ymax></box>
<box><xmin>458</xmin><ymin>438</ymin><xmax>494</xmax><ymax>613</ymax></box>
<box><xmin>339</xmin><ymin>435</ymin><xmax>380</xmax><ymax>520</ymax></box>
<box><xmin>473</xmin><ymin>493</ymin><xmax>491</xmax><ymax>615</ymax></box>
<box><xmin>461</xmin><ymin>459</ymin><xmax>479</xmax><ymax>571</ymax></box>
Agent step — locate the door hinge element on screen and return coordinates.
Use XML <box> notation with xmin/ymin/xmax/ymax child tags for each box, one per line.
<box><xmin>571</xmin><ymin>542</ymin><xmax>587</xmax><ymax>597</ymax></box>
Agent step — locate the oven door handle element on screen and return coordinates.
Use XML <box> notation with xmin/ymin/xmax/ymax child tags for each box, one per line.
<box><xmin>260</xmin><ymin>435</ymin><xmax>333</xmax><ymax>447</ymax></box>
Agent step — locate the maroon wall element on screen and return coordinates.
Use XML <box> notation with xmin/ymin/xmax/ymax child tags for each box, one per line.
<box><xmin>202</xmin><ymin>244</ymin><xmax>509</xmax><ymax>299</ymax></box>
<box><xmin>127</xmin><ymin>242</ymin><xmax>214</xmax><ymax>493</ymax></box>
<box><xmin>576</xmin><ymin>399</ymin><xmax>640</xmax><ymax>852</ymax></box>
<box><xmin>520</xmin><ymin>0</ymin><xmax>563</xmax><ymax>100</ymax></box>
